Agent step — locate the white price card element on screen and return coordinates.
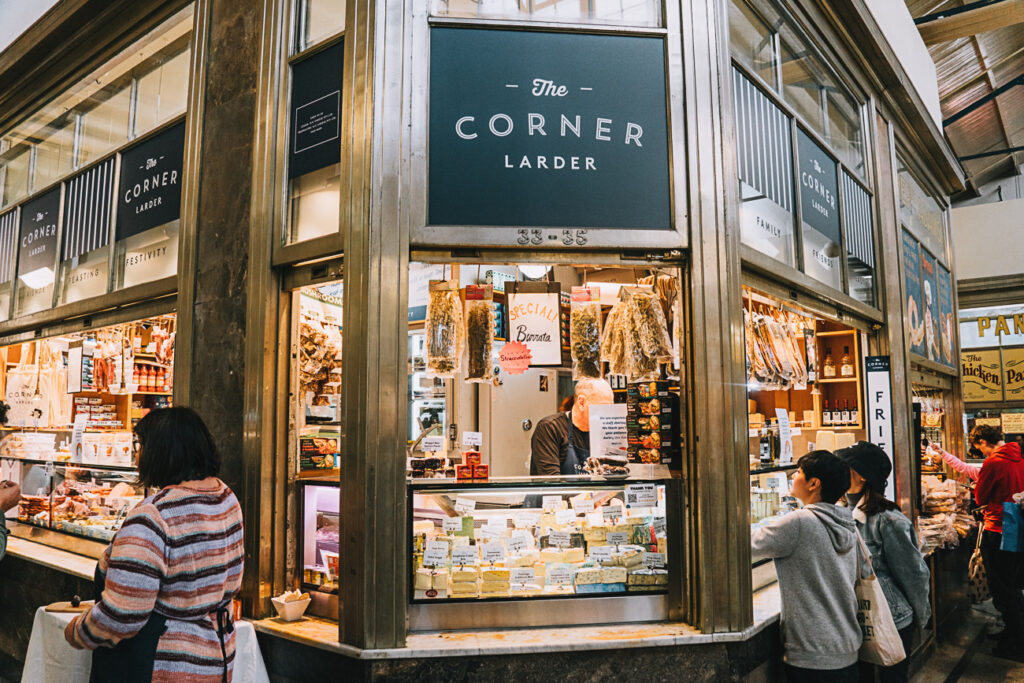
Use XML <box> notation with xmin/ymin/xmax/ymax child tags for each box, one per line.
<box><xmin>455</xmin><ymin>497</ymin><xmax>476</xmax><ymax>514</ymax></box>
<box><xmin>602</xmin><ymin>504</ymin><xmax>623</xmax><ymax>522</ymax></box>
<box><xmin>477</xmin><ymin>525</ymin><xmax>501</xmax><ymax>539</ymax></box>
<box><xmin>44</xmin><ymin>461</ymin><xmax>55</xmax><ymax>477</ymax></box>
<box><xmin>507</xmin><ymin>531</ymin><xmax>530</xmax><ymax>553</ymax></box>
<box><xmin>421</xmin><ymin>436</ymin><xmax>445</xmax><ymax>453</ymax></box>
<box><xmin>443</xmin><ymin>517</ymin><xmax>463</xmax><ymax>533</ymax></box>
<box><xmin>586</xmin><ymin>512</ymin><xmax>603</xmax><ymax>527</ymax></box>
<box><xmin>423</xmin><ymin>541</ymin><xmax>449</xmax><ymax>567</ymax></box>
<box><xmin>482</xmin><ymin>542</ymin><xmax>505</xmax><ymax>562</ymax></box>
<box><xmin>452</xmin><ymin>546</ymin><xmax>478</xmax><ymax>565</ymax></box>
<box><xmin>542</xmin><ymin>495</ymin><xmax>563</xmax><ymax>511</ymax></box>
<box><xmin>625</xmin><ymin>483</ymin><xmax>658</xmax><ymax>508</ymax></box>
<box><xmin>462</xmin><ymin>431</ymin><xmax>483</xmax><ymax>447</ymax></box>
<box><xmin>548</xmin><ymin>531</ymin><xmax>571</xmax><ymax>548</ymax></box>
<box><xmin>487</xmin><ymin>516</ymin><xmax>507</xmax><ymax>529</ymax></box>
<box><xmin>642</xmin><ymin>552</ymin><xmax>666</xmax><ymax>569</ymax></box>
<box><xmin>555</xmin><ymin>509</ymin><xmax>576</xmax><ymax>525</ymax></box>
<box><xmin>513</xmin><ymin>512</ymin><xmax>540</xmax><ymax>528</ymax></box>
<box><xmin>570</xmin><ymin>493</ymin><xmax>593</xmax><ymax>513</ymax></box>
<box><xmin>590</xmin><ymin>546</ymin><xmax>614</xmax><ymax>562</ymax></box>
<box><xmin>510</xmin><ymin>568</ymin><xmax>536</xmax><ymax>584</ymax></box>
<box><xmin>547</xmin><ymin>564</ymin><xmax>573</xmax><ymax>585</ymax></box>
<box><xmin>653</xmin><ymin>517</ymin><xmax>667</xmax><ymax>536</ymax></box>
<box><xmin>607</xmin><ymin>531</ymin><xmax>628</xmax><ymax>545</ymax></box>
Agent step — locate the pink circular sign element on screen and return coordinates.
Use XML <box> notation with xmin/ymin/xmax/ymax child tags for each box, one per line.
<box><xmin>499</xmin><ymin>341</ymin><xmax>532</xmax><ymax>376</ymax></box>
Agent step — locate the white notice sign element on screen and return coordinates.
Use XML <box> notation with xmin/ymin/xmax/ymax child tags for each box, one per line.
<box><xmin>507</xmin><ymin>290</ymin><xmax>562</xmax><ymax>365</ymax></box>
<box><xmin>625</xmin><ymin>484</ymin><xmax>658</xmax><ymax>508</ymax></box>
<box><xmin>774</xmin><ymin>408</ymin><xmax>793</xmax><ymax>464</ymax></box>
<box><xmin>865</xmin><ymin>356</ymin><xmax>895</xmax><ymax>502</ymax></box>
<box><xmin>588</xmin><ymin>403</ymin><xmax>629</xmax><ymax>461</ymax></box>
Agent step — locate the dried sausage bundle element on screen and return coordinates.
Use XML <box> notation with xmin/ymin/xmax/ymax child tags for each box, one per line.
<box><xmin>425</xmin><ymin>280</ymin><xmax>464</xmax><ymax>377</ymax></box>
<box><xmin>464</xmin><ymin>284</ymin><xmax>494</xmax><ymax>383</ymax></box>
<box><xmin>570</xmin><ymin>286</ymin><xmax>602</xmax><ymax>380</ymax></box>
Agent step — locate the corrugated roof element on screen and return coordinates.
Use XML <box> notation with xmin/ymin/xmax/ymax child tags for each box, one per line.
<box><xmin>907</xmin><ymin>0</ymin><xmax>1024</xmax><ymax>191</ymax></box>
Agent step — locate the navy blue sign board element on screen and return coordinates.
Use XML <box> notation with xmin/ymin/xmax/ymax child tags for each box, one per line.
<box><xmin>428</xmin><ymin>28</ymin><xmax>671</xmax><ymax>230</ymax></box>
<box><xmin>116</xmin><ymin>122</ymin><xmax>185</xmax><ymax>241</ymax></box>
<box><xmin>290</xmin><ymin>40</ymin><xmax>344</xmax><ymax>179</ymax></box>
<box><xmin>18</xmin><ymin>188</ymin><xmax>61</xmax><ymax>276</ymax></box>
<box><xmin>796</xmin><ymin>128</ymin><xmax>840</xmax><ymax>242</ymax></box>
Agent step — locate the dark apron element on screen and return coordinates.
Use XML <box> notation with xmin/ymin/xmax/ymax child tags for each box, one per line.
<box><xmin>560</xmin><ymin>413</ymin><xmax>589</xmax><ymax>475</ymax></box>
<box><xmin>89</xmin><ymin>566</ymin><xmax>167</xmax><ymax>683</ymax></box>
<box><xmin>89</xmin><ymin>566</ymin><xmax>235</xmax><ymax>683</ymax></box>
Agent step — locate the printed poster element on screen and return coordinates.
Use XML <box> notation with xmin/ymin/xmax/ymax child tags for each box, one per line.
<box><xmin>936</xmin><ymin>264</ymin><xmax>954</xmax><ymax>367</ymax></box>
<box><xmin>901</xmin><ymin>231</ymin><xmax>925</xmax><ymax>357</ymax></box>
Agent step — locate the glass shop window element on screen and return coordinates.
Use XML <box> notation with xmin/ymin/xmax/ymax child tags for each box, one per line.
<box><xmin>0</xmin><ymin>210</ymin><xmax>17</xmax><ymax>322</ymax></box>
<box><xmin>133</xmin><ymin>43</ymin><xmax>191</xmax><ymax>135</ymax></box>
<box><xmin>842</xmin><ymin>172</ymin><xmax>874</xmax><ymax>306</ymax></box>
<box><xmin>827</xmin><ymin>90</ymin><xmax>865</xmax><ymax>179</ymax></box>
<box><xmin>297</xmin><ymin>0</ymin><xmax>345</xmax><ymax>52</ymax></box>
<box><xmin>32</xmin><ymin>112</ymin><xmax>77</xmax><ymax>194</ymax></box>
<box><xmin>729</xmin><ymin>0</ymin><xmax>778</xmax><ymax>88</ymax></box>
<box><xmin>779</xmin><ymin>35</ymin><xmax>828</xmax><ymax>138</ymax></box>
<box><xmin>78</xmin><ymin>83</ymin><xmax>133</xmax><ymax>168</ymax></box>
<box><xmin>0</xmin><ymin>144</ymin><xmax>31</xmax><ymax>209</ymax></box>
<box><xmin>430</xmin><ymin>0</ymin><xmax>663</xmax><ymax>27</ymax></box>
<box><xmin>733</xmin><ymin>69</ymin><xmax>796</xmax><ymax>268</ymax></box>
<box><xmin>897</xmin><ymin>154</ymin><xmax>945</xmax><ymax>251</ymax></box>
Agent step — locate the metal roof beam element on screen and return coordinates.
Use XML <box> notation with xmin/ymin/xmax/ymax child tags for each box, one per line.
<box><xmin>958</xmin><ymin>144</ymin><xmax>1024</xmax><ymax>161</ymax></box>
<box><xmin>917</xmin><ymin>0</ymin><xmax>1024</xmax><ymax>44</ymax></box>
<box><xmin>943</xmin><ymin>73</ymin><xmax>1024</xmax><ymax>127</ymax></box>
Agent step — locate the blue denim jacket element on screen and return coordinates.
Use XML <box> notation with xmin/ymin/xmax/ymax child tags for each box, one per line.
<box><xmin>846</xmin><ymin>495</ymin><xmax>932</xmax><ymax>630</ymax></box>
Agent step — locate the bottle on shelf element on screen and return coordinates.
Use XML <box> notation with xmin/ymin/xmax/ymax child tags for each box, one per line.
<box><xmin>132</xmin><ymin>365</ymin><xmax>139</xmax><ymax>386</ymax></box>
<box><xmin>841</xmin><ymin>400</ymin><xmax>851</xmax><ymax>426</ymax></box>
<box><xmin>759</xmin><ymin>427</ymin><xmax>772</xmax><ymax>465</ymax></box>
<box><xmin>822</xmin><ymin>400</ymin><xmax>832</xmax><ymax>426</ymax></box>
<box><xmin>831</xmin><ymin>402</ymin><xmax>842</xmax><ymax>427</ymax></box>
<box><xmin>823</xmin><ymin>348</ymin><xmax>836</xmax><ymax>378</ymax></box>
<box><xmin>840</xmin><ymin>346</ymin><xmax>854</xmax><ymax>378</ymax></box>
<box><xmin>850</xmin><ymin>399</ymin><xmax>859</xmax><ymax>425</ymax></box>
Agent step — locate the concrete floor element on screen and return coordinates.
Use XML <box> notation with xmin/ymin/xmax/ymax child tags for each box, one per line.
<box><xmin>913</xmin><ymin>601</ymin><xmax>1024</xmax><ymax>682</ymax></box>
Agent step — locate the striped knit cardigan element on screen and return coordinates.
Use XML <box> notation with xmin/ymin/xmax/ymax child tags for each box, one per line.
<box><xmin>68</xmin><ymin>479</ymin><xmax>244</xmax><ymax>682</ymax></box>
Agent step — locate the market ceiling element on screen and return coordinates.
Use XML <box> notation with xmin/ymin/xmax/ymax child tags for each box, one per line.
<box><xmin>906</xmin><ymin>0</ymin><xmax>1024</xmax><ymax>195</ymax></box>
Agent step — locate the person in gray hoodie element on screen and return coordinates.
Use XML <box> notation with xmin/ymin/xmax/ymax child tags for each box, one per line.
<box><xmin>752</xmin><ymin>450</ymin><xmax>862</xmax><ymax>682</ymax></box>
<box><xmin>838</xmin><ymin>442</ymin><xmax>930</xmax><ymax>683</ymax></box>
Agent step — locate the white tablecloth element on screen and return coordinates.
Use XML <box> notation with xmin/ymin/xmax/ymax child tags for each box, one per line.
<box><xmin>22</xmin><ymin>607</ymin><xmax>270</xmax><ymax>683</ymax></box>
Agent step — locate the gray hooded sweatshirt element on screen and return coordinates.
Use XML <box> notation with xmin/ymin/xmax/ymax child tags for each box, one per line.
<box><xmin>752</xmin><ymin>503</ymin><xmax>862</xmax><ymax>670</ymax></box>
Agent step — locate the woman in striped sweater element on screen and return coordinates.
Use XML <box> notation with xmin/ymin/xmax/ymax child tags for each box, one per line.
<box><xmin>64</xmin><ymin>407</ymin><xmax>244</xmax><ymax>683</ymax></box>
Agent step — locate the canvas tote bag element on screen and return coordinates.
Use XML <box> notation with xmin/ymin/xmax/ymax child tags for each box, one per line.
<box><xmin>855</xmin><ymin>531</ymin><xmax>906</xmax><ymax>666</ymax></box>
<box><xmin>968</xmin><ymin>524</ymin><xmax>991</xmax><ymax>603</ymax></box>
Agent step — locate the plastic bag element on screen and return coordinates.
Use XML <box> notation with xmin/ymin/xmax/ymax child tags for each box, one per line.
<box><xmin>624</xmin><ymin>287</ymin><xmax>673</xmax><ymax>363</ymax></box>
<box><xmin>425</xmin><ymin>280</ymin><xmax>463</xmax><ymax>377</ymax></box>
<box><xmin>464</xmin><ymin>284</ymin><xmax>494</xmax><ymax>383</ymax></box>
<box><xmin>600</xmin><ymin>301</ymin><xmax>629</xmax><ymax>376</ymax></box>
<box><xmin>570</xmin><ymin>286</ymin><xmax>602</xmax><ymax>380</ymax></box>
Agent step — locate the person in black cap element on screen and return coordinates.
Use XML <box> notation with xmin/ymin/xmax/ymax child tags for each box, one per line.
<box><xmin>837</xmin><ymin>441</ymin><xmax>931</xmax><ymax>683</ymax></box>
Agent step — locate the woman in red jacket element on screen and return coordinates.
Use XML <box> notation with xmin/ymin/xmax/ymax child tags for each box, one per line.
<box><xmin>970</xmin><ymin>424</ymin><xmax>1024</xmax><ymax>662</ymax></box>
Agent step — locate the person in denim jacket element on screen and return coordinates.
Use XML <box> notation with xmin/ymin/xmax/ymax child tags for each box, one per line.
<box><xmin>838</xmin><ymin>442</ymin><xmax>931</xmax><ymax>683</ymax></box>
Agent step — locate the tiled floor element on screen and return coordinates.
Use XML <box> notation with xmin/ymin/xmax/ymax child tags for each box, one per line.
<box><xmin>913</xmin><ymin>602</ymin><xmax>1024</xmax><ymax>682</ymax></box>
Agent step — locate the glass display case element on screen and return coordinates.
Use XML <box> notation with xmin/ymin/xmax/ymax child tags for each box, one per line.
<box><xmin>409</xmin><ymin>479</ymin><xmax>670</xmax><ymax>605</ymax></box>
<box><xmin>5</xmin><ymin>459</ymin><xmax>144</xmax><ymax>544</ymax></box>
<box><xmin>298</xmin><ymin>478</ymin><xmax>339</xmax><ymax>595</ymax></box>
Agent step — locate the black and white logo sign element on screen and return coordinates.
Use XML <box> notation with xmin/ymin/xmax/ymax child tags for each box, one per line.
<box><xmin>116</xmin><ymin>122</ymin><xmax>185</xmax><ymax>241</ymax></box>
<box><xmin>797</xmin><ymin>129</ymin><xmax>840</xmax><ymax>242</ymax></box>
<box><xmin>18</xmin><ymin>188</ymin><xmax>61</xmax><ymax>276</ymax></box>
<box><xmin>290</xmin><ymin>40</ymin><xmax>343</xmax><ymax>179</ymax></box>
<box><xmin>428</xmin><ymin>28</ymin><xmax>671</xmax><ymax>230</ymax></box>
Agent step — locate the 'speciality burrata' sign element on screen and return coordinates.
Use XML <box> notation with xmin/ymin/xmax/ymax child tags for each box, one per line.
<box><xmin>428</xmin><ymin>28</ymin><xmax>671</xmax><ymax>230</ymax></box>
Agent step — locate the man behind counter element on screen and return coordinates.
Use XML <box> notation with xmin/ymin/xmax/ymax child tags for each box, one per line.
<box><xmin>530</xmin><ymin>378</ymin><xmax>614</xmax><ymax>476</ymax></box>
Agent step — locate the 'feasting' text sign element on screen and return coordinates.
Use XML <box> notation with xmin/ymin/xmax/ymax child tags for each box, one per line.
<box><xmin>428</xmin><ymin>28</ymin><xmax>671</xmax><ymax>230</ymax></box>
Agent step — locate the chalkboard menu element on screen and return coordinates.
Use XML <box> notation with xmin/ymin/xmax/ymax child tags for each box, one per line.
<box><xmin>902</xmin><ymin>230</ymin><xmax>926</xmax><ymax>357</ymax></box>
<box><xmin>428</xmin><ymin>28</ymin><xmax>671</xmax><ymax>230</ymax></box>
<box><xmin>17</xmin><ymin>188</ymin><xmax>61</xmax><ymax>276</ymax></box>
<box><xmin>116</xmin><ymin>122</ymin><xmax>185</xmax><ymax>241</ymax></box>
<box><xmin>289</xmin><ymin>40</ymin><xmax>343</xmax><ymax>179</ymax></box>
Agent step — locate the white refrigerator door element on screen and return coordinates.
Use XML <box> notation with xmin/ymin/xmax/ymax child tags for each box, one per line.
<box><xmin>481</xmin><ymin>367</ymin><xmax>560</xmax><ymax>476</ymax></box>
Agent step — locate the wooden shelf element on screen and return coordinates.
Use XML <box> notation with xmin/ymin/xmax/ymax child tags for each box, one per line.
<box><xmin>818</xmin><ymin>378</ymin><xmax>858</xmax><ymax>384</ymax></box>
<box><xmin>816</xmin><ymin>330</ymin><xmax>856</xmax><ymax>338</ymax></box>
<box><xmin>133</xmin><ymin>391</ymin><xmax>172</xmax><ymax>396</ymax></box>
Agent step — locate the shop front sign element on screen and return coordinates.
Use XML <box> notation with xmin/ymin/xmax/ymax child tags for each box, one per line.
<box><xmin>17</xmin><ymin>188</ymin><xmax>61</xmax><ymax>284</ymax></box>
<box><xmin>797</xmin><ymin>129</ymin><xmax>840</xmax><ymax>289</ymax></box>
<box><xmin>290</xmin><ymin>40</ymin><xmax>343</xmax><ymax>178</ymax></box>
<box><xmin>962</xmin><ymin>349</ymin><xmax>1002</xmax><ymax>402</ymax></box>
<box><xmin>428</xmin><ymin>28</ymin><xmax>671</xmax><ymax>230</ymax></box>
<box><xmin>1001</xmin><ymin>347</ymin><xmax>1024</xmax><ymax>401</ymax></box>
<box><xmin>116</xmin><ymin>122</ymin><xmax>185</xmax><ymax>241</ymax></box>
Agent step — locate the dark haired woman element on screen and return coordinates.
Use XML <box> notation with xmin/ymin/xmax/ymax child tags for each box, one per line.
<box><xmin>64</xmin><ymin>407</ymin><xmax>244</xmax><ymax>682</ymax></box>
<box><xmin>837</xmin><ymin>442</ymin><xmax>930</xmax><ymax>683</ymax></box>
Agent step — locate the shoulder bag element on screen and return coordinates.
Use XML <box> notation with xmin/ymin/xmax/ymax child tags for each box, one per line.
<box><xmin>968</xmin><ymin>525</ymin><xmax>990</xmax><ymax>603</ymax></box>
<box><xmin>855</xmin><ymin>530</ymin><xmax>907</xmax><ymax>667</ymax></box>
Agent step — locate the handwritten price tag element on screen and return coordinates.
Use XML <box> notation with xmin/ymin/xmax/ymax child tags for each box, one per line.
<box><xmin>507</xmin><ymin>531</ymin><xmax>530</xmax><ymax>553</ymax></box>
<box><xmin>542</xmin><ymin>495</ymin><xmax>563</xmax><ymax>511</ymax></box>
<box><xmin>607</xmin><ymin>531</ymin><xmax>628</xmax><ymax>545</ymax></box>
<box><xmin>555</xmin><ymin>509</ymin><xmax>576</xmax><ymax>525</ymax></box>
<box><xmin>482</xmin><ymin>542</ymin><xmax>505</xmax><ymax>562</ymax></box>
<box><xmin>510</xmin><ymin>568</ymin><xmax>536</xmax><ymax>584</ymax></box>
<box><xmin>653</xmin><ymin>518</ymin><xmax>667</xmax><ymax>536</ymax></box>
<box><xmin>423</xmin><ymin>541</ymin><xmax>449</xmax><ymax>567</ymax></box>
<box><xmin>642</xmin><ymin>552</ymin><xmax>666</xmax><ymax>569</ymax></box>
<box><xmin>590</xmin><ymin>546</ymin><xmax>614</xmax><ymax>562</ymax></box>
<box><xmin>421</xmin><ymin>436</ymin><xmax>445</xmax><ymax>453</ymax></box>
<box><xmin>548</xmin><ymin>564</ymin><xmax>573</xmax><ymax>585</ymax></box>
<box><xmin>452</xmin><ymin>546</ymin><xmax>478</xmax><ymax>565</ymax></box>
<box><xmin>602</xmin><ymin>505</ymin><xmax>623</xmax><ymax>522</ymax></box>
<box><xmin>514</xmin><ymin>512</ymin><xmax>540</xmax><ymax>528</ymax></box>
<box><xmin>455</xmin><ymin>497</ymin><xmax>476</xmax><ymax>514</ymax></box>
<box><xmin>548</xmin><ymin>531</ymin><xmax>571</xmax><ymax>548</ymax></box>
<box><xmin>462</xmin><ymin>431</ymin><xmax>483</xmax><ymax>447</ymax></box>
<box><xmin>570</xmin><ymin>494</ymin><xmax>592</xmax><ymax>513</ymax></box>
<box><xmin>443</xmin><ymin>517</ymin><xmax>462</xmax><ymax>533</ymax></box>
